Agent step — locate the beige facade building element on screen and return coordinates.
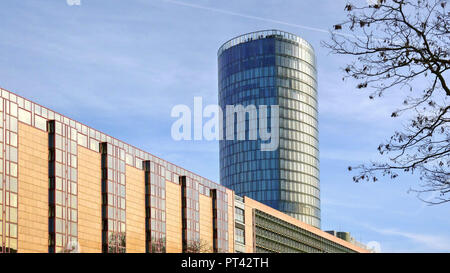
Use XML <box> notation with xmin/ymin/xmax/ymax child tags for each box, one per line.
<box><xmin>0</xmin><ymin>88</ymin><xmax>368</xmax><ymax>253</ymax></box>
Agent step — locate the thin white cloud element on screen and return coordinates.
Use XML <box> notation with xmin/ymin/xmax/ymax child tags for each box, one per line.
<box><xmin>368</xmin><ymin>226</ymin><xmax>450</xmax><ymax>252</ymax></box>
<box><xmin>322</xmin><ymin>198</ymin><xmax>382</xmax><ymax>210</ymax></box>
<box><xmin>382</xmin><ymin>229</ymin><xmax>450</xmax><ymax>251</ymax></box>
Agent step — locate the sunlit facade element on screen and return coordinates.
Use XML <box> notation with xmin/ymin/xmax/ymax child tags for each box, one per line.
<box><xmin>0</xmin><ymin>87</ymin><xmax>368</xmax><ymax>253</ymax></box>
<box><xmin>0</xmin><ymin>87</ymin><xmax>231</xmax><ymax>253</ymax></box>
<box><xmin>218</xmin><ymin>30</ymin><xmax>320</xmax><ymax>227</ymax></box>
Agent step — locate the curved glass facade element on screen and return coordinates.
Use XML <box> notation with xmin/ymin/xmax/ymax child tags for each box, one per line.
<box><xmin>218</xmin><ymin>30</ymin><xmax>320</xmax><ymax>228</ymax></box>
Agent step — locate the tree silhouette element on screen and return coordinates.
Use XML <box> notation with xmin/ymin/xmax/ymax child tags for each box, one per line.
<box><xmin>107</xmin><ymin>232</ymin><xmax>126</xmax><ymax>253</ymax></box>
<box><xmin>184</xmin><ymin>239</ymin><xmax>213</xmax><ymax>253</ymax></box>
<box><xmin>324</xmin><ymin>0</ymin><xmax>449</xmax><ymax>204</ymax></box>
<box><xmin>151</xmin><ymin>236</ymin><xmax>166</xmax><ymax>253</ymax></box>
<box><xmin>59</xmin><ymin>240</ymin><xmax>81</xmax><ymax>253</ymax></box>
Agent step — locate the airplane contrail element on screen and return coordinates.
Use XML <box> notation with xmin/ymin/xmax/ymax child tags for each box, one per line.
<box><xmin>161</xmin><ymin>0</ymin><xmax>353</xmax><ymax>37</ymax></box>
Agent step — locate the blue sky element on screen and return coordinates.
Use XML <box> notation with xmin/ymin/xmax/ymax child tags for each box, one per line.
<box><xmin>0</xmin><ymin>0</ymin><xmax>448</xmax><ymax>252</ymax></box>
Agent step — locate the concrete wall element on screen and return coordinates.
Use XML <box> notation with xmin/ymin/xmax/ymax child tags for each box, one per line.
<box><xmin>165</xmin><ymin>181</ymin><xmax>182</xmax><ymax>253</ymax></box>
<box><xmin>125</xmin><ymin>165</ymin><xmax>146</xmax><ymax>253</ymax></box>
<box><xmin>17</xmin><ymin>122</ymin><xmax>48</xmax><ymax>253</ymax></box>
<box><xmin>199</xmin><ymin>194</ymin><xmax>213</xmax><ymax>252</ymax></box>
<box><xmin>78</xmin><ymin>146</ymin><xmax>102</xmax><ymax>253</ymax></box>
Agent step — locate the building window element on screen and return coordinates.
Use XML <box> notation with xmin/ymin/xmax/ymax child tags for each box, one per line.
<box><xmin>235</xmin><ymin>227</ymin><xmax>245</xmax><ymax>244</ymax></box>
<box><xmin>235</xmin><ymin>207</ymin><xmax>244</xmax><ymax>223</ymax></box>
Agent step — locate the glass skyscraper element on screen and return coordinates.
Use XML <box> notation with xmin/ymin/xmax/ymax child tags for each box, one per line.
<box><xmin>218</xmin><ymin>30</ymin><xmax>320</xmax><ymax>228</ymax></box>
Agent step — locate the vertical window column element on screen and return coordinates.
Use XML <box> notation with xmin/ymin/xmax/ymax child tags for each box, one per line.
<box><xmin>0</xmin><ymin>98</ymin><xmax>18</xmax><ymax>253</ymax></box>
<box><xmin>213</xmin><ymin>189</ymin><xmax>229</xmax><ymax>253</ymax></box>
<box><xmin>100</xmin><ymin>142</ymin><xmax>126</xmax><ymax>253</ymax></box>
<box><xmin>48</xmin><ymin>120</ymin><xmax>78</xmax><ymax>253</ymax></box>
<box><xmin>210</xmin><ymin>189</ymin><xmax>218</xmax><ymax>253</ymax></box>
<box><xmin>143</xmin><ymin>160</ymin><xmax>166</xmax><ymax>253</ymax></box>
<box><xmin>180</xmin><ymin>176</ymin><xmax>199</xmax><ymax>252</ymax></box>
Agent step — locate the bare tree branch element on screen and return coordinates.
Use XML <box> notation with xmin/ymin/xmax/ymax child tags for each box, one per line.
<box><xmin>324</xmin><ymin>0</ymin><xmax>450</xmax><ymax>204</ymax></box>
